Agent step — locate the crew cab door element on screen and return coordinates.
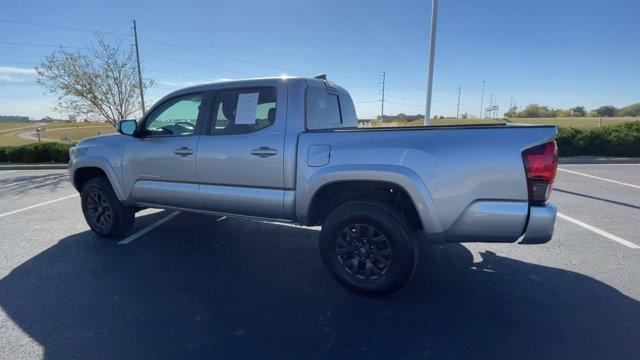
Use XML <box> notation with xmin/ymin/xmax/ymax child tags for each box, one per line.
<box><xmin>122</xmin><ymin>92</ymin><xmax>208</xmax><ymax>209</ymax></box>
<box><xmin>195</xmin><ymin>85</ymin><xmax>287</xmax><ymax>218</ymax></box>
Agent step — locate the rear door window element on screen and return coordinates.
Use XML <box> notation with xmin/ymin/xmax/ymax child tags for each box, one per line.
<box><xmin>210</xmin><ymin>87</ymin><xmax>277</xmax><ymax>135</ymax></box>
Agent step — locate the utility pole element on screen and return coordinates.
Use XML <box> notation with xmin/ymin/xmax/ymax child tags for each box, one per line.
<box><xmin>479</xmin><ymin>80</ymin><xmax>486</xmax><ymax>119</ymax></box>
<box><xmin>456</xmin><ymin>86</ymin><xmax>462</xmax><ymax>118</ymax></box>
<box><xmin>132</xmin><ymin>20</ymin><xmax>146</xmax><ymax>114</ymax></box>
<box><xmin>424</xmin><ymin>0</ymin><xmax>438</xmax><ymax>126</ymax></box>
<box><xmin>493</xmin><ymin>94</ymin><xmax>498</xmax><ymax>118</ymax></box>
<box><xmin>485</xmin><ymin>93</ymin><xmax>493</xmax><ymax>119</ymax></box>
<box><xmin>380</xmin><ymin>71</ymin><xmax>386</xmax><ymax>120</ymax></box>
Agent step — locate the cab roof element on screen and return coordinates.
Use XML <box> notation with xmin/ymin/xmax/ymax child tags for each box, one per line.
<box><xmin>165</xmin><ymin>76</ymin><xmax>347</xmax><ymax>97</ymax></box>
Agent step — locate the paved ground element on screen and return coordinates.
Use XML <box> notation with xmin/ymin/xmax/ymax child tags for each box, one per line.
<box><xmin>0</xmin><ymin>164</ymin><xmax>639</xmax><ymax>359</ymax></box>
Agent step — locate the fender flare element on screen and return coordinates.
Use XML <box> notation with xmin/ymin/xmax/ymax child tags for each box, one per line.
<box><xmin>70</xmin><ymin>156</ymin><xmax>126</xmax><ymax>201</ymax></box>
<box><xmin>297</xmin><ymin>164</ymin><xmax>443</xmax><ymax>235</ymax></box>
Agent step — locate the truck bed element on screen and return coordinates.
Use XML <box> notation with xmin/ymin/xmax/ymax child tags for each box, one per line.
<box><xmin>295</xmin><ymin>124</ymin><xmax>557</xmax><ymax>243</ymax></box>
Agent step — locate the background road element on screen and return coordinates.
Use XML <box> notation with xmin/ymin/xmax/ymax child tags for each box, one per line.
<box><xmin>0</xmin><ymin>164</ymin><xmax>639</xmax><ymax>359</ymax></box>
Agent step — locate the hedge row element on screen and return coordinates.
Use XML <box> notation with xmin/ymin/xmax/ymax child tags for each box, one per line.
<box><xmin>0</xmin><ymin>122</ymin><xmax>638</xmax><ymax>163</ymax></box>
<box><xmin>556</xmin><ymin>121</ymin><xmax>640</xmax><ymax>157</ymax></box>
<box><xmin>0</xmin><ymin>142</ymin><xmax>73</xmax><ymax>163</ymax></box>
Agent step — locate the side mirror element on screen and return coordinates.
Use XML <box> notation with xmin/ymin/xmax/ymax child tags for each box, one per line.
<box><xmin>117</xmin><ymin>119</ymin><xmax>137</xmax><ymax>136</ymax></box>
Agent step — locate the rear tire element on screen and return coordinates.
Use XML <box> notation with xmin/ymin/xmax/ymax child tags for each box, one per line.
<box><xmin>319</xmin><ymin>200</ymin><xmax>418</xmax><ymax>296</ymax></box>
<box><xmin>81</xmin><ymin>177</ymin><xmax>135</xmax><ymax>239</ymax></box>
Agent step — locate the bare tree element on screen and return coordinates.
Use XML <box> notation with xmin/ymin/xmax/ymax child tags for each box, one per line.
<box><xmin>36</xmin><ymin>34</ymin><xmax>154</xmax><ymax>126</ymax></box>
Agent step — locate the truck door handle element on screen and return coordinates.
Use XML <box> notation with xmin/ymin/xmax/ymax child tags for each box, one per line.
<box><xmin>173</xmin><ymin>147</ymin><xmax>195</xmax><ymax>157</ymax></box>
<box><xmin>250</xmin><ymin>146</ymin><xmax>278</xmax><ymax>158</ymax></box>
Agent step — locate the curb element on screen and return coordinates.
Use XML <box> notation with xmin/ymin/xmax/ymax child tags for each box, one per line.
<box><xmin>0</xmin><ymin>164</ymin><xmax>68</xmax><ymax>170</ymax></box>
<box><xmin>559</xmin><ymin>157</ymin><xmax>640</xmax><ymax>164</ymax></box>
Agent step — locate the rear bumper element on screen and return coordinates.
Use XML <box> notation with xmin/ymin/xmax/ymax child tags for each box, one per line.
<box><xmin>520</xmin><ymin>204</ymin><xmax>557</xmax><ymax>244</ymax></box>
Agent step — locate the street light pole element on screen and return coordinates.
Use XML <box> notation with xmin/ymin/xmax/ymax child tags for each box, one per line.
<box><xmin>424</xmin><ymin>0</ymin><xmax>438</xmax><ymax>126</ymax></box>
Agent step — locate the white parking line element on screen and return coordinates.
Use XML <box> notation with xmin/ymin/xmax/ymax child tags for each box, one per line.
<box><xmin>558</xmin><ymin>168</ymin><xmax>640</xmax><ymax>189</ymax></box>
<box><xmin>557</xmin><ymin>212</ymin><xmax>639</xmax><ymax>249</ymax></box>
<box><xmin>0</xmin><ymin>170</ymin><xmax>17</xmax><ymax>175</ymax></box>
<box><xmin>0</xmin><ymin>194</ymin><xmax>79</xmax><ymax>219</ymax></box>
<box><xmin>117</xmin><ymin>211</ymin><xmax>180</xmax><ymax>245</ymax></box>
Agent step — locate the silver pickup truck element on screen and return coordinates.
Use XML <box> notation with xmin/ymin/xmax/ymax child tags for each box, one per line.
<box><xmin>69</xmin><ymin>77</ymin><xmax>558</xmax><ymax>295</ymax></box>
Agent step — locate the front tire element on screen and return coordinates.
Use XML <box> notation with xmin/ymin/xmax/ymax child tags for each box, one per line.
<box><xmin>319</xmin><ymin>200</ymin><xmax>418</xmax><ymax>296</ymax></box>
<box><xmin>81</xmin><ymin>177</ymin><xmax>135</xmax><ymax>239</ymax></box>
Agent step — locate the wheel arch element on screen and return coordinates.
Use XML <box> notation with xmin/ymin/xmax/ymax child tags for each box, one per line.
<box><xmin>298</xmin><ymin>165</ymin><xmax>443</xmax><ymax>235</ymax></box>
<box><xmin>71</xmin><ymin>157</ymin><xmax>125</xmax><ymax>201</ymax></box>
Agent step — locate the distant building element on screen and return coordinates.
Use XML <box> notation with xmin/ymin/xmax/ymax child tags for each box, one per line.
<box><xmin>0</xmin><ymin>115</ymin><xmax>29</xmax><ymax>123</ymax></box>
<box><xmin>40</xmin><ymin>116</ymin><xmax>55</xmax><ymax>123</ymax></box>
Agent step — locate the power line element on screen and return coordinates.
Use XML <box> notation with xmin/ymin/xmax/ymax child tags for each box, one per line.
<box><xmin>0</xmin><ymin>18</ymin><xmax>379</xmax><ymax>83</ymax></box>
<box><xmin>348</xmin><ymin>93</ymin><xmax>380</xmax><ymax>97</ymax></box>
<box><xmin>150</xmin><ymin>85</ymin><xmax>181</xmax><ymax>91</ymax></box>
<box><xmin>385</xmin><ymin>81</ymin><xmax>426</xmax><ymax>91</ymax></box>
<box><xmin>0</xmin><ymin>41</ymin><xmax>79</xmax><ymax>49</ymax></box>
<box><xmin>0</xmin><ymin>19</ymin><xmax>132</xmax><ymax>37</ymax></box>
<box><xmin>144</xmin><ymin>54</ymin><xmax>257</xmax><ymax>77</ymax></box>
<box><xmin>146</xmin><ymin>69</ymin><xmax>208</xmax><ymax>81</ymax></box>
<box><xmin>385</xmin><ymin>101</ymin><xmax>431</xmax><ymax>108</ymax></box>
<box><xmin>141</xmin><ymin>36</ymin><xmax>378</xmax><ymax>80</ymax></box>
<box><xmin>385</xmin><ymin>93</ymin><xmax>455</xmax><ymax>101</ymax></box>
<box><xmin>386</xmin><ymin>101</ymin><xmax>456</xmax><ymax>109</ymax></box>
<box><xmin>141</xmin><ymin>36</ymin><xmax>303</xmax><ymax>74</ymax></box>
<box><xmin>0</xmin><ymin>61</ymin><xmax>38</xmax><ymax>66</ymax></box>
<box><xmin>337</xmin><ymin>84</ymin><xmax>379</xmax><ymax>88</ymax></box>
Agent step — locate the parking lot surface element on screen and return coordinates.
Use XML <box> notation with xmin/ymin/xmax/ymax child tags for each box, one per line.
<box><xmin>0</xmin><ymin>164</ymin><xmax>639</xmax><ymax>359</ymax></box>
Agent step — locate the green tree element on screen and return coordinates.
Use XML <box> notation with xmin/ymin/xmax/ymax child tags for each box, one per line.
<box><xmin>594</xmin><ymin>105</ymin><xmax>618</xmax><ymax>117</ymax></box>
<box><xmin>570</xmin><ymin>106</ymin><xmax>586</xmax><ymax>117</ymax></box>
<box><xmin>519</xmin><ymin>104</ymin><xmax>543</xmax><ymax>118</ymax></box>
<box><xmin>504</xmin><ymin>106</ymin><xmax>518</xmax><ymax>118</ymax></box>
<box><xmin>36</xmin><ymin>34</ymin><xmax>154</xmax><ymax>126</ymax></box>
<box><xmin>557</xmin><ymin>109</ymin><xmax>573</xmax><ymax>117</ymax></box>
<box><xmin>617</xmin><ymin>103</ymin><xmax>640</xmax><ymax>117</ymax></box>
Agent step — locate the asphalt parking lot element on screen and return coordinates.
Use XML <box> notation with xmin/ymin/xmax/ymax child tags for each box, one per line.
<box><xmin>0</xmin><ymin>164</ymin><xmax>639</xmax><ymax>359</ymax></box>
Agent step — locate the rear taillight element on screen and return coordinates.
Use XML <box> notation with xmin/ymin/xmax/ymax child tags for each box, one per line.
<box><xmin>522</xmin><ymin>141</ymin><xmax>558</xmax><ymax>205</ymax></box>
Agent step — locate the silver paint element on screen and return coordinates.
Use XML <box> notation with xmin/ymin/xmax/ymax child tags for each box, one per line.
<box><xmin>69</xmin><ymin>77</ymin><xmax>557</xmax><ymax>244</ymax></box>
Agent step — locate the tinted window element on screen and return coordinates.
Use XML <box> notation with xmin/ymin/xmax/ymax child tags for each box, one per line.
<box><xmin>143</xmin><ymin>94</ymin><xmax>202</xmax><ymax>136</ymax></box>
<box><xmin>210</xmin><ymin>87</ymin><xmax>277</xmax><ymax>135</ymax></box>
<box><xmin>338</xmin><ymin>93</ymin><xmax>358</xmax><ymax>126</ymax></box>
<box><xmin>306</xmin><ymin>87</ymin><xmax>357</xmax><ymax>130</ymax></box>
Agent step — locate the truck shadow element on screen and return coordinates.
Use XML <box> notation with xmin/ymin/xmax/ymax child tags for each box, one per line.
<box><xmin>0</xmin><ymin>173</ymin><xmax>69</xmax><ymax>199</ymax></box>
<box><xmin>1</xmin><ymin>212</ymin><xmax>639</xmax><ymax>359</ymax></box>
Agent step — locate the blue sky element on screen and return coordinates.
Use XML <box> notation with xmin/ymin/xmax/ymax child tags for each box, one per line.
<box><xmin>1</xmin><ymin>0</ymin><xmax>639</xmax><ymax>119</ymax></box>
